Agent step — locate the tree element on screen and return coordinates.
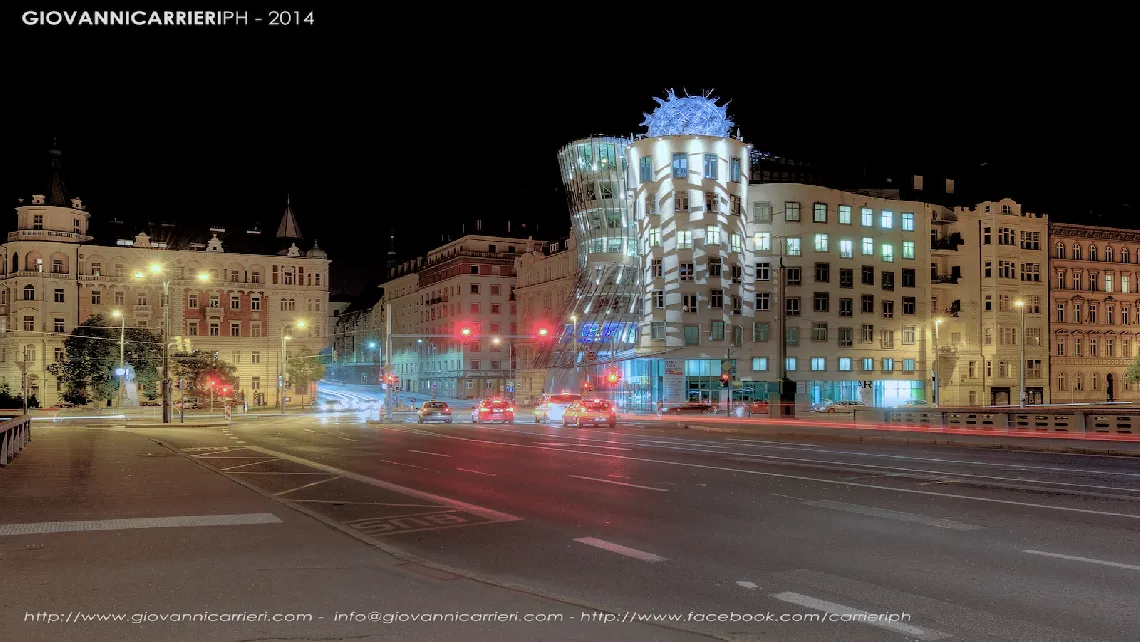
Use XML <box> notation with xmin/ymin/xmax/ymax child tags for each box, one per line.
<box><xmin>171</xmin><ymin>351</ymin><xmax>237</xmax><ymax>400</ymax></box>
<box><xmin>53</xmin><ymin>315</ymin><xmax>164</xmax><ymax>404</ymax></box>
<box><xmin>287</xmin><ymin>352</ymin><xmax>326</xmax><ymax>406</ymax></box>
<box><xmin>1127</xmin><ymin>354</ymin><xmax>1140</xmax><ymax>385</ymax></box>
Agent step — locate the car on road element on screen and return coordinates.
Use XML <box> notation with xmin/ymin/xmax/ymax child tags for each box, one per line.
<box><xmin>533</xmin><ymin>393</ymin><xmax>582</xmax><ymax>423</ymax></box>
<box><xmin>899</xmin><ymin>399</ymin><xmax>935</xmax><ymax>408</ymax></box>
<box><xmin>323</xmin><ymin>399</ymin><xmax>343</xmax><ymax>412</ymax></box>
<box><xmin>562</xmin><ymin>399</ymin><xmax>617</xmax><ymax>428</ymax></box>
<box><xmin>812</xmin><ymin>400</ymin><xmax>867</xmax><ymax>413</ymax></box>
<box><xmin>172</xmin><ymin>400</ymin><xmax>198</xmax><ymax>409</ymax></box>
<box><xmin>472</xmin><ymin>398</ymin><xmax>514</xmax><ymax>424</ymax></box>
<box><xmin>140</xmin><ymin>400</ymin><xmax>160</xmax><ymax>407</ymax></box>
<box><xmin>746</xmin><ymin>400</ymin><xmax>769</xmax><ymax>416</ymax></box>
<box><xmin>417</xmin><ymin>401</ymin><xmax>452</xmax><ymax>424</ymax></box>
<box><xmin>660</xmin><ymin>402</ymin><xmax>718</xmax><ymax>415</ymax></box>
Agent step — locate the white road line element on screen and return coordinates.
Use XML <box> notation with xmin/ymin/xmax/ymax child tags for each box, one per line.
<box><xmin>334</xmin><ymin>436</ymin><xmax>358</xmax><ymax>442</ymax></box>
<box><xmin>771</xmin><ymin>592</ymin><xmax>949</xmax><ymax>640</ymax></box>
<box><xmin>804</xmin><ymin>499</ymin><xmax>983</xmax><ymax>531</ymax></box>
<box><xmin>392</xmin><ymin>426</ymin><xmax>1140</xmax><ymax>520</ymax></box>
<box><xmin>607</xmin><ymin>474</ymin><xmax>630</xmax><ymax>479</ymax></box>
<box><xmin>726</xmin><ymin>437</ymin><xmax>822</xmax><ymax>448</ymax></box>
<box><xmin>235</xmin><ymin>440</ymin><xmax>246</xmax><ymax>444</ymax></box>
<box><xmin>574</xmin><ymin>537</ymin><xmax>667</xmax><ymax>562</ymax></box>
<box><xmin>736</xmin><ymin>581</ymin><xmax>758</xmax><ymax>589</ymax></box>
<box><xmin>538</xmin><ymin>442</ymin><xmax>631</xmax><ymax>451</ymax></box>
<box><xmin>275</xmin><ymin>476</ymin><xmax>341</xmax><ymax>496</ymax></box>
<box><xmin>456</xmin><ymin>468</ymin><xmax>496</xmax><ymax>476</ymax></box>
<box><xmin>379</xmin><ymin>459</ymin><xmax>439</xmax><ymax>472</ymax></box>
<box><xmin>567</xmin><ymin>474</ymin><xmax>669</xmax><ymax>492</ymax></box>
<box><xmin>408</xmin><ymin>449</ymin><xmax>452</xmax><ymax>458</ymax></box>
<box><xmin>241</xmin><ymin>445</ymin><xmax>520</xmax><ymax>529</ymax></box>
<box><xmin>292</xmin><ymin>500</ymin><xmax>444</xmax><ymax>507</ymax></box>
<box><xmin>227</xmin><ymin>436</ymin><xmax>239</xmax><ymax>440</ymax></box>
<box><xmin>1023</xmin><ymin>549</ymin><xmax>1140</xmax><ymax>571</ymax></box>
<box><xmin>220</xmin><ymin>459</ymin><xmax>279</xmax><ymax>471</ymax></box>
<box><xmin>303</xmin><ymin>428</ymin><xmax>315</xmax><ymax>433</ymax></box>
<box><xmin>228</xmin><ymin>472</ymin><xmax>328</xmax><ymax>475</ymax></box>
<box><xmin>0</xmin><ymin>513</ymin><xmax>281</xmax><ymax>537</ymax></box>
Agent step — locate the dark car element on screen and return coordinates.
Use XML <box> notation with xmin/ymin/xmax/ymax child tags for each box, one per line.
<box><xmin>417</xmin><ymin>401</ymin><xmax>452</xmax><ymax>424</ymax></box>
<box><xmin>562</xmin><ymin>399</ymin><xmax>617</xmax><ymax>428</ymax></box>
<box><xmin>660</xmin><ymin>402</ymin><xmax>718</xmax><ymax>415</ymax></box>
<box><xmin>472</xmin><ymin>398</ymin><xmax>514</xmax><ymax>424</ymax></box>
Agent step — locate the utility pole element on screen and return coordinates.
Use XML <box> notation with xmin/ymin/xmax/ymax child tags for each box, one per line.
<box><xmin>933</xmin><ymin>319</ymin><xmax>940</xmax><ymax>406</ymax></box>
<box><xmin>384</xmin><ymin>303</ymin><xmax>393</xmax><ymax>421</ymax></box>
<box><xmin>1016</xmin><ymin>300</ymin><xmax>1026</xmax><ymax>406</ymax></box>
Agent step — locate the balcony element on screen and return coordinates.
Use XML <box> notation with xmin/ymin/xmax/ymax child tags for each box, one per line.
<box><xmin>931</xmin><ymin>233</ymin><xmax>963</xmax><ymax>251</ymax></box>
<box><xmin>938</xmin><ymin>345</ymin><xmax>959</xmax><ymax>356</ymax></box>
<box><xmin>45</xmin><ymin>270</ymin><xmax>71</xmax><ymax>279</ymax></box>
<box><xmin>134</xmin><ymin>305</ymin><xmax>152</xmax><ymax>314</ymax></box>
<box><xmin>932</xmin><ymin>273</ymin><xmax>960</xmax><ymax>284</ymax></box>
<box><xmin>7</xmin><ymin>229</ymin><xmax>89</xmax><ymax>242</ymax></box>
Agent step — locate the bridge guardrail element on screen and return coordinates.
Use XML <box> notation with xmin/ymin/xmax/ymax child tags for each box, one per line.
<box><xmin>0</xmin><ymin>412</ymin><xmax>32</xmax><ymax>467</ymax></box>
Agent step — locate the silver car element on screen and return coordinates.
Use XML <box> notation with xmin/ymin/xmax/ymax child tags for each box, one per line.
<box><xmin>533</xmin><ymin>393</ymin><xmax>583</xmax><ymax>423</ymax></box>
<box><xmin>417</xmin><ymin>401</ymin><xmax>453</xmax><ymax>424</ymax></box>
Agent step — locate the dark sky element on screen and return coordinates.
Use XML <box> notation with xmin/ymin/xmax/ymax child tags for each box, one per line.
<box><xmin>8</xmin><ymin>15</ymin><xmax>1134</xmax><ymax>297</ymax></box>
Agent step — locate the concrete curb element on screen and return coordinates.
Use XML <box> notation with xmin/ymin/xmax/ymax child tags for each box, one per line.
<box><xmin>150</xmin><ymin>436</ymin><xmax>730</xmax><ymax>642</ymax></box>
<box><xmin>679</xmin><ymin>423</ymin><xmax>1140</xmax><ymax>456</ymax></box>
<box><xmin>127</xmin><ymin>421</ymin><xmax>231</xmax><ymax>428</ymax></box>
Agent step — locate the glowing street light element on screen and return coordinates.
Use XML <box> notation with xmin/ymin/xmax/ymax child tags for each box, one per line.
<box><xmin>112</xmin><ymin>309</ymin><xmax>125</xmax><ymax>407</ymax></box>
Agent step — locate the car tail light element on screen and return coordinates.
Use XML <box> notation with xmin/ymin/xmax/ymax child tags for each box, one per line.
<box><xmin>443</xmin><ymin>408</ymin><xmax>451</xmax><ymax>413</ymax></box>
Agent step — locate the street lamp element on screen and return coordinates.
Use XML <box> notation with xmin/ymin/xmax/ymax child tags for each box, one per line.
<box><xmin>132</xmin><ymin>264</ymin><xmax>201</xmax><ymax>423</ymax></box>
<box><xmin>933</xmin><ymin>318</ymin><xmax>943</xmax><ymax>406</ymax></box>
<box><xmin>1015</xmin><ymin>300</ymin><xmax>1026</xmax><ymax>407</ymax></box>
<box><xmin>493</xmin><ymin>336</ymin><xmax>513</xmax><ymax>398</ymax></box>
<box><xmin>112</xmin><ymin>309</ymin><xmax>125</xmax><ymax>408</ymax></box>
<box><xmin>280</xmin><ymin>320</ymin><xmax>306</xmax><ymax>414</ymax></box>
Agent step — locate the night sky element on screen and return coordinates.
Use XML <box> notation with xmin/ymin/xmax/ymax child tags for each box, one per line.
<box><xmin>8</xmin><ymin>16</ymin><xmax>1134</xmax><ymax>297</ymax></box>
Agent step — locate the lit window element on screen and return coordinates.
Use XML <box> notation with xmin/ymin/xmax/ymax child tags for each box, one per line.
<box><xmin>754</xmin><ymin>232</ymin><xmax>770</xmax><ymax>251</ymax></box>
<box><xmin>839</xmin><ymin>239</ymin><xmax>853</xmax><ymax>258</ymax></box>
<box><xmin>862</xmin><ymin>238</ymin><xmax>873</xmax><ymax>255</ymax></box>
<box><xmin>703</xmin><ymin>154</ymin><xmax>718</xmax><ymax>179</ymax></box>
<box><xmin>639</xmin><ymin>156</ymin><xmax>652</xmax><ymax>182</ymax></box>
<box><xmin>882</xmin><ymin>358</ymin><xmax>894</xmax><ymax>372</ymax></box>
<box><xmin>730</xmin><ymin>157</ymin><xmax>741</xmax><ymax>182</ymax></box>
<box><xmin>785</xmin><ymin>238</ymin><xmax>801</xmax><ymax>256</ymax></box>
<box><xmin>838</xmin><ymin>205</ymin><xmax>852</xmax><ymax>225</ymax></box>
<box><xmin>671</xmin><ymin>153</ymin><xmax>687</xmax><ymax>178</ymax></box>
<box><xmin>677</xmin><ymin>229</ymin><xmax>693</xmax><ymax>249</ymax></box>
<box><xmin>785</xmin><ymin>202</ymin><xmax>801</xmax><ymax>221</ymax></box>
<box><xmin>861</xmin><ymin>207</ymin><xmax>873</xmax><ymax>226</ymax></box>
<box><xmin>813</xmin><ymin>203</ymin><xmax>827</xmax><ymax>223</ymax></box>
<box><xmin>706</xmin><ymin>226</ymin><xmax>721</xmax><ymax>245</ymax></box>
<box><xmin>862</xmin><ymin>357</ymin><xmax>874</xmax><ymax>371</ymax></box>
<box><xmin>752</xmin><ymin>357</ymin><xmax>768</xmax><ymax>371</ymax></box>
<box><xmin>785</xmin><ymin>357</ymin><xmax>797</xmax><ymax>371</ymax></box>
<box><xmin>813</xmin><ymin>234</ymin><xmax>829</xmax><ymax>252</ymax></box>
<box><xmin>881</xmin><ymin>244</ymin><xmax>894</xmax><ymax>263</ymax></box>
<box><xmin>902</xmin><ymin>241</ymin><xmax>915</xmax><ymax>260</ymax></box>
<box><xmin>811</xmin><ymin>357</ymin><xmax>826</xmax><ymax>371</ymax></box>
<box><xmin>880</xmin><ymin>211</ymin><xmax>893</xmax><ymax>229</ymax></box>
<box><xmin>903</xmin><ymin>358</ymin><xmax>915</xmax><ymax>372</ymax></box>
<box><xmin>730</xmin><ymin>233</ymin><xmax>742</xmax><ymax>253</ymax></box>
<box><xmin>838</xmin><ymin>358</ymin><xmax>852</xmax><ymax>371</ymax></box>
<box><xmin>902</xmin><ymin>212</ymin><xmax>914</xmax><ymax>231</ymax></box>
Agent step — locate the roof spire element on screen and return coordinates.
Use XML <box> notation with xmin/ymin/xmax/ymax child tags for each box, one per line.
<box><xmin>276</xmin><ymin>193</ymin><xmax>303</xmax><ymax>239</ymax></box>
<box><xmin>47</xmin><ymin>140</ymin><xmax>69</xmax><ymax>207</ymax></box>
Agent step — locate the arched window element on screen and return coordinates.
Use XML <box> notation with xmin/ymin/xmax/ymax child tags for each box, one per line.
<box><xmin>1056</xmin><ymin>242</ymin><xmax>1065</xmax><ymax>259</ymax></box>
<box><xmin>1057</xmin><ymin>372</ymin><xmax>1065</xmax><ymax>390</ymax></box>
<box><xmin>1089</xmin><ymin>245</ymin><xmax>1098</xmax><ymax>262</ymax></box>
<box><xmin>1106</xmin><ymin>247</ymin><xmax>1114</xmax><ymax>262</ymax></box>
<box><xmin>22</xmin><ymin>284</ymin><xmax>35</xmax><ymax>301</ymax></box>
<box><xmin>1124</xmin><ymin>248</ymin><xmax>1131</xmax><ymax>264</ymax></box>
<box><xmin>11</xmin><ymin>252</ymin><xmax>17</xmax><ymax>274</ymax></box>
<box><xmin>1073</xmin><ymin>243</ymin><xmax>1082</xmax><ymax>260</ymax></box>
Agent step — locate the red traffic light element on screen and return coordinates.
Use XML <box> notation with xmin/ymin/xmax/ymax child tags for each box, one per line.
<box><xmin>537</xmin><ymin>327</ymin><xmax>550</xmax><ymax>338</ymax></box>
<box><xmin>460</xmin><ymin>327</ymin><xmax>473</xmax><ymax>337</ymax></box>
<box><xmin>720</xmin><ymin>373</ymin><xmax>730</xmax><ymax>381</ymax></box>
<box><xmin>605</xmin><ymin>367</ymin><xmax>622</xmax><ymax>385</ymax></box>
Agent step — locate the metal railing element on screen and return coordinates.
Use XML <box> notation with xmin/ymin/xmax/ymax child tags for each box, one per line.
<box><xmin>0</xmin><ymin>413</ymin><xmax>32</xmax><ymax>467</ymax></box>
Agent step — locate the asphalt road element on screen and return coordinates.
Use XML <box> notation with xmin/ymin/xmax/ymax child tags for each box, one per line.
<box><xmin>127</xmin><ymin>409</ymin><xmax>1140</xmax><ymax>642</ymax></box>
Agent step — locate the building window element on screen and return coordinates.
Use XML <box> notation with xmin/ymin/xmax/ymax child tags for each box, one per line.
<box><xmin>813</xmin><ymin>292</ymin><xmax>829</xmax><ymax>312</ymax></box>
<box><xmin>252</xmin><ymin>322</ymin><xmax>261</xmax><ymax>338</ymax></box>
<box><xmin>838</xmin><ymin>357</ymin><xmax>852</xmax><ymax>371</ymax></box>
<box><xmin>785</xmin><ymin>201</ymin><xmax>801</xmax><ymax>221</ymax></box>
<box><xmin>815</xmin><ymin>262</ymin><xmax>830</xmax><ymax>283</ymax></box>
<box><xmin>786</xmin><ymin>238</ymin><xmax>801</xmax><ymax>256</ymax></box>
<box><xmin>902</xmin><ymin>212</ymin><xmax>914</xmax><ymax>231</ymax></box>
<box><xmin>209</xmin><ymin>322</ymin><xmax>220</xmax><ymax>336</ymax></box>
<box><xmin>902</xmin><ymin>241</ymin><xmax>915</xmax><ymax>260</ymax></box>
<box><xmin>811</xmin><ymin>357</ymin><xmax>826</xmax><ymax>371</ymax></box>
<box><xmin>754</xmin><ymin>232</ymin><xmax>771</xmax><ymax>252</ymax></box>
<box><xmin>490</xmin><ymin>304</ymin><xmax>501</xmax><ymax>314</ymax></box>
<box><xmin>840</xmin><ymin>268</ymin><xmax>853</xmax><ymax>289</ymax></box>
<box><xmin>813</xmin><ymin>233</ymin><xmax>829</xmax><ymax>252</ymax></box>
<box><xmin>230</xmin><ymin>295</ymin><xmax>240</xmax><ymax>309</ymax></box>
<box><xmin>23</xmin><ymin>316</ymin><xmax>35</xmax><ymax>332</ymax></box>
<box><xmin>785</xmin><ymin>297</ymin><xmax>800</xmax><ymax>316</ymax></box>
<box><xmin>839</xmin><ymin>239</ymin><xmax>853</xmax><ymax>258</ymax></box>
<box><xmin>861</xmin><ymin>265</ymin><xmax>875</xmax><ymax>286</ymax></box>
<box><xmin>753</xmin><ymin>201</ymin><xmax>772</xmax><ymax>223</ymax></box>
<box><xmin>881</xmin><ymin>329</ymin><xmax>894</xmax><ymax>348</ymax></box>
<box><xmin>882</xmin><ymin>271</ymin><xmax>894</xmax><ymax>291</ymax></box>
<box><xmin>188</xmin><ymin>320</ymin><xmax>199</xmax><ymax>336</ymax></box>
<box><xmin>839</xmin><ymin>298</ymin><xmax>853</xmax><ymax>317</ymax></box>
<box><xmin>677</xmin><ymin>229</ymin><xmax>693</xmax><ymax>249</ymax></box>
<box><xmin>709</xmin><ymin>289</ymin><xmax>724</xmax><ymax>309</ymax></box>
<box><xmin>752</xmin><ymin>357</ymin><xmax>768</xmax><ymax>371</ymax></box>
<box><xmin>684</xmin><ymin>325</ymin><xmax>700</xmax><ymax>345</ymax></box>
<box><xmin>705</xmin><ymin>192</ymin><xmax>719</xmax><ymax>213</ymax></box>
<box><xmin>902</xmin><ymin>268</ymin><xmax>915</xmax><ymax>288</ymax></box>
<box><xmin>861</xmin><ymin>294</ymin><xmax>874</xmax><ymax>314</ymax></box>
<box><xmin>880</xmin><ymin>210</ymin><xmax>893</xmax><ymax>229</ymax></box>
<box><xmin>653</xmin><ymin>290</ymin><xmax>664</xmax><ymax>308</ymax></box>
<box><xmin>730</xmin><ymin>233</ymin><xmax>742</xmax><ymax>253</ymax></box>
<box><xmin>861</xmin><ymin>207</ymin><xmax>873</xmax><ymax>227</ymax></box>
<box><xmin>251</xmin><ymin>351</ymin><xmax>261</xmax><ymax>364</ymax></box>
<box><xmin>703</xmin><ymin>153</ymin><xmax>718</xmax><ymax>180</ymax></box>
<box><xmin>711</xmin><ymin>320</ymin><xmax>725</xmax><ymax>340</ymax></box>
<box><xmin>812</xmin><ymin>322</ymin><xmax>828</xmax><ymax>341</ymax></box>
<box><xmin>881</xmin><ymin>244</ymin><xmax>894</xmax><ymax>263</ymax></box>
<box><xmin>91</xmin><ymin>290</ymin><xmax>101</xmax><ymax>305</ymax></box>
<box><xmin>231</xmin><ymin>322</ymin><xmax>241</xmax><ymax>337</ymax></box>
<box><xmin>730</xmin><ymin>157</ymin><xmax>741</xmax><ymax>182</ymax></box>
<box><xmin>786</xmin><ymin>267</ymin><xmax>801</xmax><ymax>285</ymax></box>
<box><xmin>706</xmin><ymin>226</ymin><xmax>721</xmax><ymax>245</ymax></box>
<box><xmin>672</xmin><ymin>153</ymin><xmax>687</xmax><ymax>178</ymax></box>
<box><xmin>882</xmin><ymin>358</ymin><xmax>895</xmax><ymax>372</ymax></box>
<box><xmin>902</xmin><ymin>325</ymin><xmax>916</xmax><ymax>345</ymax></box>
<box><xmin>54</xmin><ymin>318</ymin><xmax>65</xmax><ymax>333</ymax></box>
<box><xmin>754</xmin><ymin>293</ymin><xmax>770</xmax><ymax>311</ymax></box>
<box><xmin>903</xmin><ymin>297</ymin><xmax>916</xmax><ymax>315</ymax></box>
<box><xmin>54</xmin><ymin>289</ymin><xmax>65</xmax><ymax>303</ymax></box>
<box><xmin>813</xmin><ymin>203</ymin><xmax>827</xmax><ymax>223</ymax></box>
<box><xmin>786</xmin><ymin>357</ymin><xmax>797</xmax><ymax>372</ymax></box>
<box><xmin>861</xmin><ymin>324</ymin><xmax>874</xmax><ymax>343</ymax></box>
<box><xmin>251</xmin><ymin>296</ymin><xmax>261</xmax><ymax>311</ymax></box>
<box><xmin>839</xmin><ymin>327</ymin><xmax>853</xmax><ymax>346</ymax></box>
<box><xmin>862</xmin><ymin>237</ymin><xmax>873</xmax><ymax>256</ymax></box>
<box><xmin>650</xmin><ymin>259</ymin><xmax>662</xmax><ymax>279</ymax></box>
<box><xmin>903</xmin><ymin>358</ymin><xmax>915</xmax><ymax>372</ymax></box>
<box><xmin>650</xmin><ymin>322</ymin><xmax>665</xmax><ymax>340</ymax></box>
<box><xmin>882</xmin><ymin>301</ymin><xmax>894</xmax><ymax>318</ymax></box>
<box><xmin>753</xmin><ymin>322</ymin><xmax>769</xmax><ymax>342</ymax></box>
<box><xmin>639</xmin><ymin>156</ymin><xmax>652</xmax><ymax>182</ymax></box>
<box><xmin>838</xmin><ymin>205</ymin><xmax>852</xmax><ymax>225</ymax></box>
<box><xmin>18</xmin><ymin>285</ymin><xmax>31</xmax><ymax>302</ymax></box>
<box><xmin>756</xmin><ymin>261</ymin><xmax>771</xmax><ymax>281</ymax></box>
<box><xmin>680</xmin><ymin>263</ymin><xmax>694</xmax><ymax>281</ymax></box>
<box><xmin>861</xmin><ymin>357</ymin><xmax>874</xmax><ymax>372</ymax></box>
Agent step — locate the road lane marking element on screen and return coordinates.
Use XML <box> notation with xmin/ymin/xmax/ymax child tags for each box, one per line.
<box><xmin>390</xmin><ymin>426</ymin><xmax>1140</xmax><ymax>519</ymax></box>
<box><xmin>574</xmin><ymin>537</ymin><xmax>667</xmax><ymax>562</ymax></box>
<box><xmin>607</xmin><ymin>474</ymin><xmax>629</xmax><ymax>478</ymax></box>
<box><xmin>220</xmin><ymin>459</ymin><xmax>279</xmax><ymax>471</ymax></box>
<box><xmin>1023</xmin><ymin>550</ymin><xmax>1140</xmax><ymax>571</ymax></box>
<box><xmin>235</xmin><ymin>440</ymin><xmax>246</xmax><ymax>444</ymax></box>
<box><xmin>803</xmin><ymin>500</ymin><xmax>983</xmax><ymax>531</ymax></box>
<box><xmin>228</xmin><ymin>472</ymin><xmax>328</xmax><ymax>475</ymax></box>
<box><xmin>334</xmin><ymin>436</ymin><xmax>358</xmax><ymax>442</ymax></box>
<box><xmin>408</xmin><ymin>449</ymin><xmax>452</xmax><ymax>458</ymax></box>
<box><xmin>275</xmin><ymin>476</ymin><xmax>341</xmax><ymax>496</ymax></box>
<box><xmin>378</xmin><ymin>459</ymin><xmax>439</xmax><ymax>472</ymax></box>
<box><xmin>293</xmin><ymin>500</ymin><xmax>445</xmax><ymax>507</ymax></box>
<box><xmin>736</xmin><ymin>581</ymin><xmax>758</xmax><ymax>589</ymax></box>
<box><xmin>303</xmin><ymin>428</ymin><xmax>315</xmax><ymax>433</ymax></box>
<box><xmin>726</xmin><ymin>437</ymin><xmax>822</xmax><ymax>448</ymax></box>
<box><xmin>456</xmin><ymin>468</ymin><xmax>496</xmax><ymax>476</ymax></box>
<box><xmin>771</xmin><ymin>592</ymin><xmax>949</xmax><ymax>640</ymax></box>
<box><xmin>0</xmin><ymin>513</ymin><xmax>281</xmax><ymax>536</ymax></box>
<box><xmin>243</xmin><ymin>445</ymin><xmax>519</xmax><ymax>523</ymax></box>
<box><xmin>537</xmin><ymin>442</ymin><xmax>631</xmax><ymax>451</ymax></box>
<box><xmin>567</xmin><ymin>475</ymin><xmax>669</xmax><ymax>492</ymax></box>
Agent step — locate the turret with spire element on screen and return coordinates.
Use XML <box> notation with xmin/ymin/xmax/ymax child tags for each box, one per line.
<box><xmin>276</xmin><ymin>193</ymin><xmax>303</xmax><ymax>240</ymax></box>
<box><xmin>13</xmin><ymin>141</ymin><xmax>92</xmax><ymax>243</ymax></box>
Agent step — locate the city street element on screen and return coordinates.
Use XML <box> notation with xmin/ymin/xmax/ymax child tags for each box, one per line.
<box><xmin>90</xmin><ymin>409</ymin><xmax>1140</xmax><ymax>641</ymax></box>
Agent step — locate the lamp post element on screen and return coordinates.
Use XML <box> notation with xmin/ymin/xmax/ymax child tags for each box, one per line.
<box><xmin>133</xmin><ymin>265</ymin><xmax>208</xmax><ymax>423</ymax></box>
<box><xmin>933</xmin><ymin>318</ymin><xmax>942</xmax><ymax>406</ymax></box>
<box><xmin>112</xmin><ymin>309</ymin><xmax>125</xmax><ymax>408</ymax></box>
<box><xmin>280</xmin><ymin>320</ymin><xmax>306</xmax><ymax>415</ymax></box>
<box><xmin>492</xmin><ymin>336</ymin><xmax>513</xmax><ymax>399</ymax></box>
<box><xmin>1015</xmin><ymin>300</ymin><xmax>1026</xmax><ymax>407</ymax></box>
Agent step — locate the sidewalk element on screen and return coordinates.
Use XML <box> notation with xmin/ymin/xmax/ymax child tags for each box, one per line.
<box><xmin>662</xmin><ymin>416</ymin><xmax>1140</xmax><ymax>456</ymax></box>
<box><xmin>0</xmin><ymin>426</ymin><xmax>702</xmax><ymax>642</ymax></box>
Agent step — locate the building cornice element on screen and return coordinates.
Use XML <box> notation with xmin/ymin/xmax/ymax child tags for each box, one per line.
<box><xmin>1051</xmin><ymin>223</ymin><xmax>1140</xmax><ymax>243</ymax></box>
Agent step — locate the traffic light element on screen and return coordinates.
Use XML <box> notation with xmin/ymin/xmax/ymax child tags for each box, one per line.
<box><xmin>536</xmin><ymin>326</ymin><xmax>550</xmax><ymax>339</ymax></box>
<box><xmin>459</xmin><ymin>327</ymin><xmax>473</xmax><ymax>338</ymax></box>
<box><xmin>720</xmin><ymin>372</ymin><xmax>731</xmax><ymax>388</ymax></box>
<box><xmin>605</xmin><ymin>367</ymin><xmax>622</xmax><ymax>385</ymax></box>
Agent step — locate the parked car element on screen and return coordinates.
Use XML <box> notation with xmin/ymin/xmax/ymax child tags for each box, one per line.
<box><xmin>660</xmin><ymin>402</ymin><xmax>718</xmax><ymax>415</ymax></box>
<box><xmin>812</xmin><ymin>400</ymin><xmax>867</xmax><ymax>413</ymax></box>
<box><xmin>472</xmin><ymin>398</ymin><xmax>514</xmax><ymax>424</ymax></box>
<box><xmin>746</xmin><ymin>400</ymin><xmax>769</xmax><ymax>416</ymax></box>
<box><xmin>899</xmin><ymin>399</ymin><xmax>934</xmax><ymax>407</ymax></box>
<box><xmin>140</xmin><ymin>400</ymin><xmax>160</xmax><ymax>407</ymax></box>
<box><xmin>533</xmin><ymin>393</ymin><xmax>582</xmax><ymax>423</ymax></box>
<box><xmin>173</xmin><ymin>400</ymin><xmax>199</xmax><ymax>410</ymax></box>
<box><xmin>417</xmin><ymin>401</ymin><xmax>452</xmax><ymax>424</ymax></box>
<box><xmin>562</xmin><ymin>399</ymin><xmax>618</xmax><ymax>428</ymax></box>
